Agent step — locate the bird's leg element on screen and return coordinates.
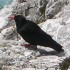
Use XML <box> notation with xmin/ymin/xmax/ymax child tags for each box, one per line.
<box><xmin>21</xmin><ymin>44</ymin><xmax>32</xmax><ymax>47</ymax></box>
<box><xmin>21</xmin><ymin>44</ymin><xmax>37</xmax><ymax>50</ymax></box>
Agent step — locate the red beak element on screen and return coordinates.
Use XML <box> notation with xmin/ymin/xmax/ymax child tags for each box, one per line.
<box><xmin>8</xmin><ymin>16</ymin><xmax>15</xmax><ymax>20</ymax></box>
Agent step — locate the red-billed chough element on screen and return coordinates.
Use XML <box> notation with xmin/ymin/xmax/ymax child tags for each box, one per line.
<box><xmin>9</xmin><ymin>15</ymin><xmax>64</xmax><ymax>52</ymax></box>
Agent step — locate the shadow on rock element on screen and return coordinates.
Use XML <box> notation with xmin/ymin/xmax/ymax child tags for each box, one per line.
<box><xmin>26</xmin><ymin>46</ymin><xmax>65</xmax><ymax>57</ymax></box>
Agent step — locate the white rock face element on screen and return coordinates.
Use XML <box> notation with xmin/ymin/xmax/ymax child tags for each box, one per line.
<box><xmin>0</xmin><ymin>17</ymin><xmax>8</xmax><ymax>29</ymax></box>
<box><xmin>41</xmin><ymin>19</ymin><xmax>70</xmax><ymax>57</ymax></box>
<box><xmin>1</xmin><ymin>27</ymin><xmax>14</xmax><ymax>35</ymax></box>
<box><xmin>0</xmin><ymin>5</ymin><xmax>13</xmax><ymax>29</ymax></box>
<box><xmin>0</xmin><ymin>0</ymin><xmax>18</xmax><ymax>29</ymax></box>
<box><xmin>41</xmin><ymin>18</ymin><xmax>62</xmax><ymax>37</ymax></box>
<box><xmin>0</xmin><ymin>0</ymin><xmax>70</xmax><ymax>70</ymax></box>
<box><xmin>0</xmin><ymin>27</ymin><xmax>16</xmax><ymax>40</ymax></box>
<box><xmin>23</xmin><ymin>68</ymin><xmax>35</xmax><ymax>70</ymax></box>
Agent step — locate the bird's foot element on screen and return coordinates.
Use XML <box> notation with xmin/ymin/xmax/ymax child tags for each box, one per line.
<box><xmin>21</xmin><ymin>44</ymin><xmax>37</xmax><ymax>50</ymax></box>
<box><xmin>21</xmin><ymin>44</ymin><xmax>32</xmax><ymax>47</ymax></box>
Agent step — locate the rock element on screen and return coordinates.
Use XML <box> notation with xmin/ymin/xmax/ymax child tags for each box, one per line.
<box><xmin>23</xmin><ymin>68</ymin><xmax>46</xmax><ymax>70</ymax></box>
<box><xmin>48</xmin><ymin>68</ymin><xmax>55</xmax><ymax>70</ymax></box>
<box><xmin>2</xmin><ymin>66</ymin><xmax>21</xmax><ymax>70</ymax></box>
<box><xmin>41</xmin><ymin>18</ymin><xmax>62</xmax><ymax>37</ymax></box>
<box><xmin>12</xmin><ymin>0</ymin><xmax>47</xmax><ymax>23</ymax></box>
<box><xmin>27</xmin><ymin>8</ymin><xmax>39</xmax><ymax>23</ymax></box>
<box><xmin>28</xmin><ymin>56</ymin><xmax>59</xmax><ymax>69</ymax></box>
<box><xmin>37</xmin><ymin>69</ymin><xmax>46</xmax><ymax>70</ymax></box>
<box><xmin>0</xmin><ymin>0</ymin><xmax>70</xmax><ymax>70</ymax></box>
<box><xmin>55</xmin><ymin>0</ymin><xmax>70</xmax><ymax>19</ymax></box>
<box><xmin>10</xmin><ymin>45</ymin><xmax>26</xmax><ymax>56</ymax></box>
<box><xmin>45</xmin><ymin>0</ymin><xmax>68</xmax><ymax>19</ymax></box>
<box><xmin>24</xmin><ymin>51</ymin><xmax>33</xmax><ymax>56</ymax></box>
<box><xmin>0</xmin><ymin>1</ymin><xmax>14</xmax><ymax>30</ymax></box>
<box><xmin>36</xmin><ymin>0</ymin><xmax>47</xmax><ymax>23</ymax></box>
<box><xmin>18</xmin><ymin>0</ymin><xmax>27</xmax><ymax>3</ymax></box>
<box><xmin>59</xmin><ymin>56</ymin><xmax>70</xmax><ymax>70</ymax></box>
<box><xmin>0</xmin><ymin>17</ymin><xmax>8</xmax><ymax>29</ymax></box>
<box><xmin>0</xmin><ymin>26</ymin><xmax>18</xmax><ymax>40</ymax></box>
<box><xmin>23</xmin><ymin>68</ymin><xmax>35</xmax><ymax>70</ymax></box>
<box><xmin>12</xmin><ymin>0</ymin><xmax>68</xmax><ymax>23</ymax></box>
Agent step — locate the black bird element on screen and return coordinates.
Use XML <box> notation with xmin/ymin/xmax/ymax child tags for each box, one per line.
<box><xmin>9</xmin><ymin>15</ymin><xmax>64</xmax><ymax>52</ymax></box>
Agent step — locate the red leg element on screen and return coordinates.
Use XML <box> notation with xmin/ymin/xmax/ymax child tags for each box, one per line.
<box><xmin>21</xmin><ymin>44</ymin><xmax>37</xmax><ymax>50</ymax></box>
<box><xmin>21</xmin><ymin>44</ymin><xmax>32</xmax><ymax>47</ymax></box>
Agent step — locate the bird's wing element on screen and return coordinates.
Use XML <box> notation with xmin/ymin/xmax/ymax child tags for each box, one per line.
<box><xmin>20</xmin><ymin>20</ymin><xmax>41</xmax><ymax>33</ymax></box>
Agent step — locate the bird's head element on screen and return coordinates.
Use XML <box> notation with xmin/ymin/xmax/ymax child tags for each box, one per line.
<box><xmin>8</xmin><ymin>15</ymin><xmax>26</xmax><ymax>28</ymax></box>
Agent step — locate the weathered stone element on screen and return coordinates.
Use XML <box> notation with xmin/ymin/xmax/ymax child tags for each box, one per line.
<box><xmin>18</xmin><ymin>0</ymin><xmax>27</xmax><ymax>3</ymax></box>
<box><xmin>45</xmin><ymin>0</ymin><xmax>69</xmax><ymax>19</ymax></box>
<box><xmin>23</xmin><ymin>68</ymin><xmax>35</xmax><ymax>70</ymax></box>
<box><xmin>48</xmin><ymin>68</ymin><xmax>55</xmax><ymax>70</ymax></box>
<box><xmin>0</xmin><ymin>26</ymin><xmax>17</xmax><ymax>40</ymax></box>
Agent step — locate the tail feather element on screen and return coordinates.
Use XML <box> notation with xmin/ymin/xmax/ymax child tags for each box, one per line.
<box><xmin>49</xmin><ymin>39</ymin><xmax>64</xmax><ymax>52</ymax></box>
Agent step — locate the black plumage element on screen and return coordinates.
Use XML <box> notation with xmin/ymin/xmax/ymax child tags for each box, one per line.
<box><xmin>14</xmin><ymin>15</ymin><xmax>64</xmax><ymax>52</ymax></box>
